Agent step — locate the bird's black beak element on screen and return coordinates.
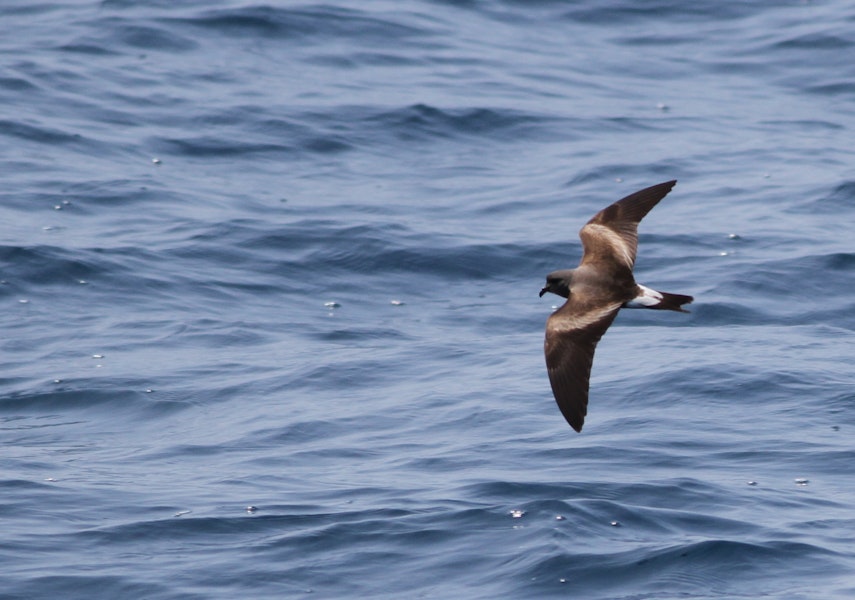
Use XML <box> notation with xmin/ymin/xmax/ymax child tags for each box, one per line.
<box><xmin>539</xmin><ymin>287</ymin><xmax>548</xmax><ymax>298</ymax></box>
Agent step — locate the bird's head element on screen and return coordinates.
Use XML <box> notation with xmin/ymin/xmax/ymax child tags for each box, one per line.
<box><xmin>539</xmin><ymin>269</ymin><xmax>574</xmax><ymax>299</ymax></box>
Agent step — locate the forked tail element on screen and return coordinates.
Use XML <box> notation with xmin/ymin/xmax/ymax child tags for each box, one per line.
<box><xmin>654</xmin><ymin>290</ymin><xmax>693</xmax><ymax>313</ymax></box>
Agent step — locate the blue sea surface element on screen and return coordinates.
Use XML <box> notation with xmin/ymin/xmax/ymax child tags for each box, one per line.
<box><xmin>2</xmin><ymin>1</ymin><xmax>855</xmax><ymax>598</ymax></box>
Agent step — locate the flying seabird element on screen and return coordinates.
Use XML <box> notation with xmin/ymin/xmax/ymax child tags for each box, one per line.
<box><xmin>540</xmin><ymin>180</ymin><xmax>693</xmax><ymax>432</ymax></box>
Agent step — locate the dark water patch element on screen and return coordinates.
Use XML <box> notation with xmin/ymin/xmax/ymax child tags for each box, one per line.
<box><xmin>699</xmin><ymin>252</ymin><xmax>855</xmax><ymax>327</ymax></box>
<box><xmin>522</xmin><ymin>539</ymin><xmax>842</xmax><ymax>599</ymax></box>
<box><xmin>56</xmin><ymin>42</ymin><xmax>120</xmax><ymax>56</ymax></box>
<box><xmin>557</xmin><ymin>0</ymin><xmax>768</xmax><ymax>25</ymax></box>
<box><xmin>0</xmin><ymin>478</ymin><xmax>57</xmax><ymax>492</ymax></box>
<box><xmin>154</xmin><ymin>136</ymin><xmax>296</xmax><ymax>159</ymax></box>
<box><xmin>673</xmin><ymin>300</ymin><xmax>768</xmax><ymax>326</ymax></box>
<box><xmin>78</xmin><ymin>506</ymin><xmax>421</xmax><ymax>547</ymax></box>
<box><xmin>100</xmin><ymin>0</ymin><xmax>203</xmax><ymax>7</ymax></box>
<box><xmin>707</xmin><ymin>59</ymin><xmax>781</xmax><ymax>77</ymax></box>
<box><xmin>802</xmin><ymin>305</ymin><xmax>855</xmax><ymax>332</ymax></box>
<box><xmin>0</xmin><ymin>4</ymin><xmax>51</xmax><ymax>16</ymax></box>
<box><xmin>656</xmin><ymin>365</ymin><xmax>812</xmax><ymax>405</ymax></box>
<box><xmin>805</xmin><ymin>81</ymin><xmax>855</xmax><ymax>97</ymax></box>
<box><xmin>148</xmin><ymin>107</ymin><xmax>358</xmax><ymax>157</ymax></box>
<box><xmin>4</xmin><ymin>575</ymin><xmax>185</xmax><ymax>600</ymax></box>
<box><xmin>52</xmin><ymin>14</ymin><xmax>199</xmax><ymax>57</ymax></box>
<box><xmin>268</xmin><ymin>104</ymin><xmax>560</xmax><ymax>151</ymax></box>
<box><xmin>309</xmin><ymin>51</ymin><xmax>423</xmax><ymax>68</ymax></box>
<box><xmin>287</xmin><ymin>446</ymin><xmax>381</xmax><ymax>465</ymax></box>
<box><xmin>246</xmin><ymin>219</ymin><xmax>550</xmax><ymax>281</ymax></box>
<box><xmin>462</xmin><ymin>477</ymin><xmax>727</xmax><ymax>510</ymax></box>
<box><xmin>365</xmin><ymin>103</ymin><xmax>552</xmax><ymax>142</ymax></box>
<box><xmin>262</xmin><ymin>510</ymin><xmax>430</xmax><ymax>558</ymax></box>
<box><xmin>0</xmin><ymin>386</ymin><xmax>163</xmax><ymax>414</ymax></box>
<box><xmin>774</xmin><ymin>33</ymin><xmax>854</xmax><ymax>51</ymax></box>
<box><xmin>0</xmin><ymin>245</ymin><xmax>105</xmax><ymax>285</ymax></box>
<box><xmin>825</xmin><ymin>390</ymin><xmax>855</xmax><ymax>421</ymax></box>
<box><xmin>0</xmin><ymin>119</ymin><xmax>90</xmax><ymax>146</ymax></box>
<box><xmin>799</xmin><ymin>448</ymin><xmax>855</xmax><ymax>474</ymax></box>
<box><xmin>0</xmin><ymin>244</ymin><xmax>204</xmax><ymax>308</ymax></box>
<box><xmin>486</xmin><ymin>492</ymin><xmax>760</xmax><ymax>541</ymax></box>
<box><xmin>148</xmin><ymin>443</ymin><xmax>229</xmax><ymax>459</ymax></box>
<box><xmin>760</xmin><ymin>118</ymin><xmax>844</xmax><ymax>131</ymax></box>
<box><xmin>0</xmin><ymin>235</ymin><xmax>301</xmax><ymax>306</ymax></box>
<box><xmin>617</xmin><ymin>33</ymin><xmax>698</xmax><ymax>47</ymax></box>
<box><xmin>107</xmin><ymin>22</ymin><xmax>198</xmax><ymax>52</ymax></box>
<box><xmin>792</xmin><ymin>180</ymin><xmax>855</xmax><ymax>213</ymax></box>
<box><xmin>155</xmin><ymin>318</ymin><xmax>278</xmax><ymax>348</ymax></box>
<box><xmin>0</xmin><ymin>75</ymin><xmax>39</xmax><ymax>92</ymax></box>
<box><xmin>292</xmin><ymin>359</ymin><xmax>408</xmax><ymax>392</ymax></box>
<box><xmin>175</xmin><ymin>5</ymin><xmax>430</xmax><ymax>43</ymax></box>
<box><xmin>308</xmin><ymin>241</ymin><xmax>536</xmax><ymax>279</ymax></box>
<box><xmin>301</xmin><ymin>135</ymin><xmax>353</xmax><ymax>154</ymax></box>
<box><xmin>49</xmin><ymin>179</ymin><xmax>174</xmax><ymax>209</ymax></box>
<box><xmin>312</xmin><ymin>327</ymin><xmax>410</xmax><ymax>343</ymax></box>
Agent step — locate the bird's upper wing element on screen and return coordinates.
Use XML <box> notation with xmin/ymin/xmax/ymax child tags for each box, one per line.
<box><xmin>544</xmin><ymin>299</ymin><xmax>624</xmax><ymax>432</ymax></box>
<box><xmin>578</xmin><ymin>180</ymin><xmax>676</xmax><ymax>272</ymax></box>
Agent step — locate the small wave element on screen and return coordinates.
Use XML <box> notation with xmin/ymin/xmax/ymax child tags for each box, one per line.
<box><xmin>0</xmin><ymin>119</ymin><xmax>88</xmax><ymax>146</ymax></box>
<box><xmin>792</xmin><ymin>181</ymin><xmax>855</xmax><ymax>213</ymax></box>
<box><xmin>0</xmin><ymin>244</ymin><xmax>104</xmax><ymax>285</ymax></box>
<box><xmin>156</xmin><ymin>136</ymin><xmax>296</xmax><ymax>158</ymax></box>
<box><xmin>367</xmin><ymin>103</ymin><xmax>551</xmax><ymax>142</ymax></box>
<box><xmin>521</xmin><ymin>538</ymin><xmax>841</xmax><ymax>599</ymax></box>
<box><xmin>774</xmin><ymin>32</ymin><xmax>854</xmax><ymax>51</ymax></box>
<box><xmin>560</xmin><ymin>1</ymin><xmax>761</xmax><ymax>25</ymax></box>
<box><xmin>174</xmin><ymin>5</ymin><xmax>429</xmax><ymax>43</ymax></box>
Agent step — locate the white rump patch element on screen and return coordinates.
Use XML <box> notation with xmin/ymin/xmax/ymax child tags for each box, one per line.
<box><xmin>625</xmin><ymin>284</ymin><xmax>663</xmax><ymax>309</ymax></box>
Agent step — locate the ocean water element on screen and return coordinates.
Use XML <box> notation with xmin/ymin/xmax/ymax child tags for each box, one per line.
<box><xmin>2</xmin><ymin>1</ymin><xmax>854</xmax><ymax>598</ymax></box>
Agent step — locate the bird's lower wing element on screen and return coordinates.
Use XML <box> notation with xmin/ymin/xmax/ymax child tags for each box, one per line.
<box><xmin>544</xmin><ymin>302</ymin><xmax>622</xmax><ymax>432</ymax></box>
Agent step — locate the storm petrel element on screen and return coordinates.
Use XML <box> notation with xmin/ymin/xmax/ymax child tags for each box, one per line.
<box><xmin>540</xmin><ymin>180</ymin><xmax>693</xmax><ymax>432</ymax></box>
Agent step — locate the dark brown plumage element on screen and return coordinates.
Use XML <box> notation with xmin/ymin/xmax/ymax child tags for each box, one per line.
<box><xmin>541</xmin><ymin>180</ymin><xmax>693</xmax><ymax>432</ymax></box>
